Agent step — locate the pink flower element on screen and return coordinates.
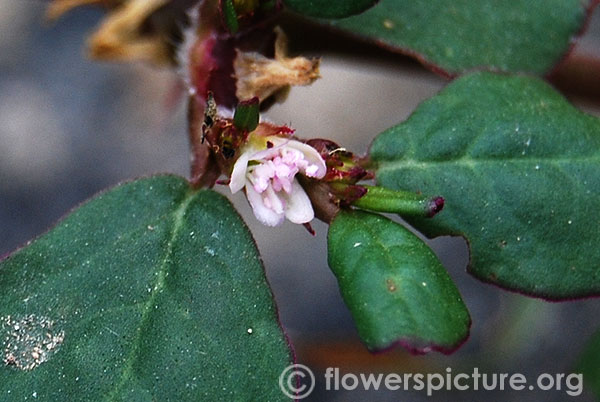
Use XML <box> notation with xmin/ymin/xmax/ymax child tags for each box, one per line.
<box><xmin>229</xmin><ymin>136</ymin><xmax>326</xmax><ymax>226</ymax></box>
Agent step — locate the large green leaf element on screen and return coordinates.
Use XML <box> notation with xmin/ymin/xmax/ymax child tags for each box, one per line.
<box><xmin>0</xmin><ymin>176</ymin><xmax>292</xmax><ymax>401</ymax></box>
<box><xmin>371</xmin><ymin>72</ymin><xmax>600</xmax><ymax>300</ymax></box>
<box><xmin>328</xmin><ymin>210</ymin><xmax>470</xmax><ymax>353</ymax></box>
<box><xmin>284</xmin><ymin>0</ymin><xmax>378</xmax><ymax>19</ymax></box>
<box><xmin>325</xmin><ymin>0</ymin><xmax>593</xmax><ymax>76</ymax></box>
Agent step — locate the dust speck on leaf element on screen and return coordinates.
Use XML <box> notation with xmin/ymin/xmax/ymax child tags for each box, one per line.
<box><xmin>382</xmin><ymin>19</ymin><xmax>394</xmax><ymax>29</ymax></box>
<box><xmin>204</xmin><ymin>246</ymin><xmax>215</xmax><ymax>256</ymax></box>
<box><xmin>1</xmin><ymin>314</ymin><xmax>64</xmax><ymax>371</ymax></box>
<box><xmin>385</xmin><ymin>278</ymin><xmax>397</xmax><ymax>292</ymax></box>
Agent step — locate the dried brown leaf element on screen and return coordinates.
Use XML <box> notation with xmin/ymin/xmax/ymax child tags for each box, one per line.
<box><xmin>87</xmin><ymin>0</ymin><xmax>172</xmax><ymax>65</ymax></box>
<box><xmin>234</xmin><ymin>27</ymin><xmax>320</xmax><ymax>102</ymax></box>
<box><xmin>46</xmin><ymin>0</ymin><xmax>122</xmax><ymax>20</ymax></box>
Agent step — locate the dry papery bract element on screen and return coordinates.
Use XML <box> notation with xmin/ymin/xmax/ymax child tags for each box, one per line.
<box><xmin>48</xmin><ymin>0</ymin><xmax>175</xmax><ymax>65</ymax></box>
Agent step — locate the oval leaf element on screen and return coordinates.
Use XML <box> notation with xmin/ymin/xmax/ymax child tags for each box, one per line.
<box><xmin>325</xmin><ymin>0</ymin><xmax>594</xmax><ymax>76</ymax></box>
<box><xmin>284</xmin><ymin>0</ymin><xmax>378</xmax><ymax>19</ymax></box>
<box><xmin>328</xmin><ymin>210</ymin><xmax>470</xmax><ymax>354</ymax></box>
<box><xmin>0</xmin><ymin>176</ymin><xmax>293</xmax><ymax>400</ymax></box>
<box><xmin>371</xmin><ymin>72</ymin><xmax>600</xmax><ymax>300</ymax></box>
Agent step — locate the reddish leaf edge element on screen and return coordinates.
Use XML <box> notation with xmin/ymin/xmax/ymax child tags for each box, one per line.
<box><xmin>0</xmin><ymin>173</ymin><xmax>298</xmax><ymax>368</ymax></box>
<box><xmin>364</xmin><ymin>69</ymin><xmax>600</xmax><ymax>302</ymax></box>
<box><xmin>317</xmin><ymin>0</ymin><xmax>600</xmax><ymax>80</ymax></box>
<box><xmin>410</xmin><ymin>229</ymin><xmax>600</xmax><ymax>302</ymax></box>
<box><xmin>462</xmin><ymin>234</ymin><xmax>600</xmax><ymax>302</ymax></box>
<box><xmin>327</xmin><ymin>210</ymin><xmax>472</xmax><ymax>356</ymax></box>
<box><xmin>368</xmin><ymin>322</ymin><xmax>472</xmax><ymax>356</ymax></box>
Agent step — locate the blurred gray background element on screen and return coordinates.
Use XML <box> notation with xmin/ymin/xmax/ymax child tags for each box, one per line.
<box><xmin>1</xmin><ymin>1</ymin><xmax>600</xmax><ymax>401</ymax></box>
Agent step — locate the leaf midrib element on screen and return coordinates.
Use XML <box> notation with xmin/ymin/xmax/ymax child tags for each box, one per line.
<box><xmin>377</xmin><ymin>155</ymin><xmax>600</xmax><ymax>172</ymax></box>
<box><xmin>105</xmin><ymin>189</ymin><xmax>196</xmax><ymax>401</ymax></box>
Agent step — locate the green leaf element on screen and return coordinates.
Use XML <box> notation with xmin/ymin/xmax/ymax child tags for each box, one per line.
<box><xmin>577</xmin><ymin>330</ymin><xmax>600</xmax><ymax>399</ymax></box>
<box><xmin>327</xmin><ymin>210</ymin><xmax>470</xmax><ymax>353</ymax></box>
<box><xmin>234</xmin><ymin>97</ymin><xmax>260</xmax><ymax>132</ymax></box>
<box><xmin>371</xmin><ymin>72</ymin><xmax>600</xmax><ymax>300</ymax></box>
<box><xmin>0</xmin><ymin>176</ymin><xmax>292</xmax><ymax>401</ymax></box>
<box><xmin>283</xmin><ymin>0</ymin><xmax>378</xmax><ymax>19</ymax></box>
<box><xmin>222</xmin><ymin>0</ymin><xmax>240</xmax><ymax>33</ymax></box>
<box><xmin>325</xmin><ymin>0</ymin><xmax>592</xmax><ymax>75</ymax></box>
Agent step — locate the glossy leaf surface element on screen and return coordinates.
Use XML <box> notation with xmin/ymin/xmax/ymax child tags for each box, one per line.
<box><xmin>326</xmin><ymin>0</ymin><xmax>593</xmax><ymax>75</ymax></box>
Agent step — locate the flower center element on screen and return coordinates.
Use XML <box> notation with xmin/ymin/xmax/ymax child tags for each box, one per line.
<box><xmin>248</xmin><ymin>147</ymin><xmax>311</xmax><ymax>195</ymax></box>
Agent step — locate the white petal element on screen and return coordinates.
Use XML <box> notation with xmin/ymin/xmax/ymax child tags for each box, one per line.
<box><xmin>282</xmin><ymin>179</ymin><xmax>314</xmax><ymax>224</ymax></box>
<box><xmin>229</xmin><ymin>152</ymin><xmax>251</xmax><ymax>193</ymax></box>
<box><xmin>245</xmin><ymin>182</ymin><xmax>285</xmax><ymax>226</ymax></box>
<box><xmin>285</xmin><ymin>140</ymin><xmax>327</xmax><ymax>178</ymax></box>
<box><xmin>264</xmin><ymin>186</ymin><xmax>284</xmax><ymax>215</ymax></box>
